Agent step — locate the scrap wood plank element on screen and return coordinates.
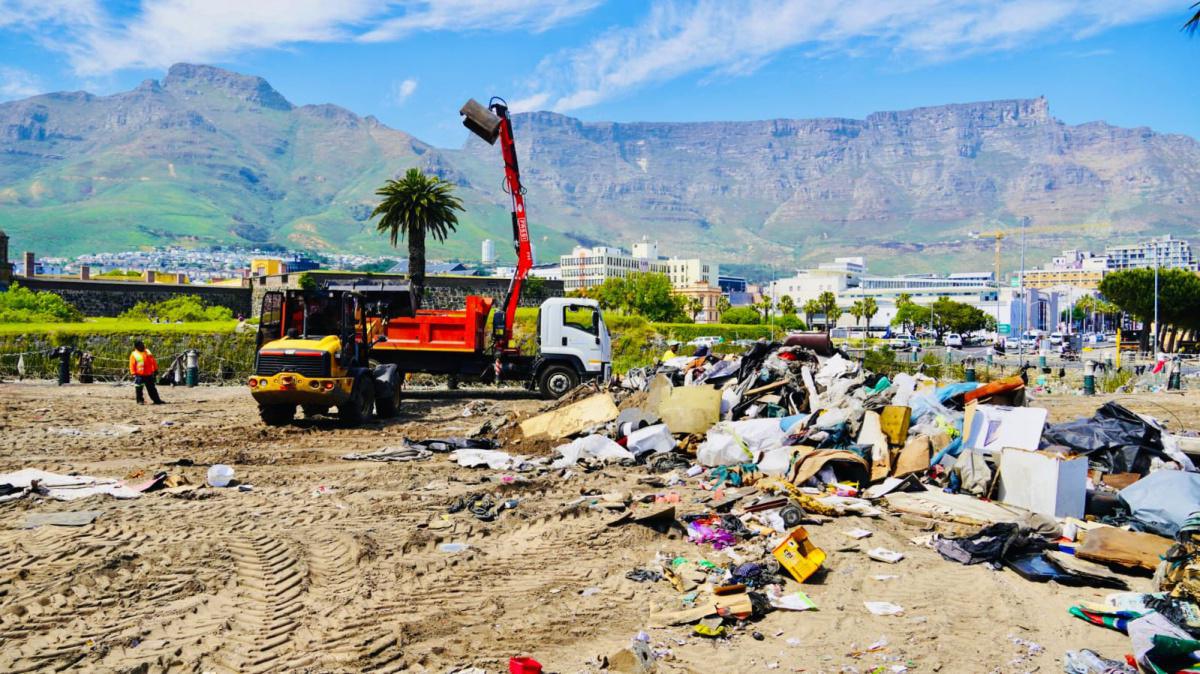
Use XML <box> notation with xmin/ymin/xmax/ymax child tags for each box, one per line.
<box><xmin>1075</xmin><ymin>526</ymin><xmax>1172</xmax><ymax>571</ymax></box>
<box><xmin>883</xmin><ymin>490</ymin><xmax>1029</xmax><ymax>526</ymax></box>
<box><xmin>519</xmin><ymin>393</ymin><xmax>619</xmax><ymax>440</ymax></box>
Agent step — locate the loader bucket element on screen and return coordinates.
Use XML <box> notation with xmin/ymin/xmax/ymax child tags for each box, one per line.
<box><xmin>460</xmin><ymin>98</ymin><xmax>502</xmax><ymax>144</ymax></box>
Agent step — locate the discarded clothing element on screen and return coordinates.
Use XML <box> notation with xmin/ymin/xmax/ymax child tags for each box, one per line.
<box><xmin>934</xmin><ymin>522</ymin><xmax>1047</xmax><ymax>567</ymax></box>
<box><xmin>405</xmin><ymin>437</ymin><xmax>497</xmax><ymax>452</ymax></box>
<box><xmin>0</xmin><ymin>469</ymin><xmax>141</xmax><ymax>501</ymax></box>
<box><xmin>343</xmin><ymin>446</ymin><xmax>433</xmax><ymax>462</ymax></box>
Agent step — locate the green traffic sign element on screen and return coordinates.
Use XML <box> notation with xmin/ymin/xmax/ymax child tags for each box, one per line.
<box><xmin>997</xmin><ymin>323</ymin><xmax>1011</xmax><ymax>335</ymax></box>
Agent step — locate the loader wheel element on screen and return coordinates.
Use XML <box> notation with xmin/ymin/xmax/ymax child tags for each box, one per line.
<box><xmin>374</xmin><ymin>369</ymin><xmax>403</xmax><ymax>417</ymax></box>
<box><xmin>339</xmin><ymin>376</ymin><xmax>376</xmax><ymax>426</ymax></box>
<box><xmin>259</xmin><ymin>404</ymin><xmax>295</xmax><ymax>426</ymax></box>
<box><xmin>538</xmin><ymin>365</ymin><xmax>579</xmax><ymax>400</ymax></box>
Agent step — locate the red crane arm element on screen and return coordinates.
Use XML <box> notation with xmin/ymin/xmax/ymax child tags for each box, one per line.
<box><xmin>492</xmin><ymin>103</ymin><xmax>532</xmax><ymax>353</ymax></box>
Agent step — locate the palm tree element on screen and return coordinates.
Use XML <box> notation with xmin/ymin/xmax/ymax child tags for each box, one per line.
<box><xmin>685</xmin><ymin>296</ymin><xmax>704</xmax><ymax>322</ymax></box>
<box><xmin>756</xmin><ymin>294</ymin><xmax>773</xmax><ymax>322</ymax></box>
<box><xmin>717</xmin><ymin>295</ymin><xmax>732</xmax><ymax>315</ymax></box>
<box><xmin>802</xmin><ymin>298</ymin><xmax>821</xmax><ymax>330</ymax></box>
<box><xmin>1186</xmin><ymin>2</ymin><xmax>1200</xmax><ymax>34</ymax></box>
<box><xmin>862</xmin><ymin>296</ymin><xmax>878</xmax><ymax>337</ymax></box>
<box><xmin>896</xmin><ymin>292</ymin><xmax>913</xmax><ymax>307</ymax></box>
<box><xmin>817</xmin><ymin>291</ymin><xmax>840</xmax><ymax>334</ymax></box>
<box><xmin>849</xmin><ymin>300</ymin><xmax>866</xmax><ymax>329</ymax></box>
<box><xmin>779</xmin><ymin>294</ymin><xmax>796</xmax><ymax>317</ymax></box>
<box><xmin>372</xmin><ymin>168</ymin><xmax>464</xmax><ymax>307</ymax></box>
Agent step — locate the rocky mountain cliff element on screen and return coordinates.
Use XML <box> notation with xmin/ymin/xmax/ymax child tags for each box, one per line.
<box><xmin>2</xmin><ymin>64</ymin><xmax>1197</xmax><ymax>273</ymax></box>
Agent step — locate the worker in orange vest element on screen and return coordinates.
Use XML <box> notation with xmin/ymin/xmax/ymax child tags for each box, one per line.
<box><xmin>129</xmin><ymin>340</ymin><xmax>164</xmax><ymax>405</ymax></box>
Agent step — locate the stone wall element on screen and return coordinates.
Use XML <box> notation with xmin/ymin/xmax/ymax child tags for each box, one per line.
<box><xmin>18</xmin><ymin>276</ymin><xmax>252</xmax><ymax>317</ymax></box>
<box><xmin>248</xmin><ymin>272</ymin><xmax>563</xmax><ymax>316</ymax></box>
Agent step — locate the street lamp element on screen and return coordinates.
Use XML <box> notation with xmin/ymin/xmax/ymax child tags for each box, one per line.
<box><xmin>1153</xmin><ymin>240</ymin><xmax>1159</xmax><ymax>357</ymax></box>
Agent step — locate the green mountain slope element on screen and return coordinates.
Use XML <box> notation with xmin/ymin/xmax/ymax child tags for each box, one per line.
<box><xmin>2</xmin><ymin>64</ymin><xmax>1198</xmax><ymax>274</ymax></box>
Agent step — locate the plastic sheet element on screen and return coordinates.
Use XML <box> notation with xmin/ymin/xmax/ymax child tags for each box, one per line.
<box><xmin>551</xmin><ymin>434</ymin><xmax>634</xmax><ymax>469</ymax></box>
<box><xmin>1119</xmin><ymin>470</ymin><xmax>1200</xmax><ymax>537</ymax></box>
<box><xmin>1041</xmin><ymin>402</ymin><xmax>1174</xmax><ymax>474</ymax></box>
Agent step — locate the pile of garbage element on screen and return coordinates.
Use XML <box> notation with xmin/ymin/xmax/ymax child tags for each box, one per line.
<box><xmin>433</xmin><ymin>334</ymin><xmax>1200</xmax><ymax>669</ymax></box>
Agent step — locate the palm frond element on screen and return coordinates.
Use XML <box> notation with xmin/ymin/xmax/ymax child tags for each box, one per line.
<box><xmin>1186</xmin><ymin>2</ymin><xmax>1200</xmax><ymax>35</ymax></box>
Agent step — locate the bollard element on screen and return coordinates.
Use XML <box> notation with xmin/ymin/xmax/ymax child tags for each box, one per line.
<box><xmin>965</xmin><ymin>364</ymin><xmax>976</xmax><ymax>383</ymax></box>
<box><xmin>53</xmin><ymin>345</ymin><xmax>73</xmax><ymax>385</ymax></box>
<box><xmin>185</xmin><ymin>349</ymin><xmax>199</xmax><ymax>387</ymax></box>
<box><xmin>1083</xmin><ymin>360</ymin><xmax>1096</xmax><ymax>396</ymax></box>
<box><xmin>1168</xmin><ymin>357</ymin><xmax>1181</xmax><ymax>391</ymax></box>
<box><xmin>1038</xmin><ymin>355</ymin><xmax>1047</xmax><ymax>369</ymax></box>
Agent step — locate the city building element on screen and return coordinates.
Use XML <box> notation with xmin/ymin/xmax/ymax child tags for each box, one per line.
<box><xmin>250</xmin><ymin>254</ymin><xmax>320</xmax><ymax>277</ymax></box>
<box><xmin>493</xmin><ymin>263</ymin><xmax>562</xmax><ymax>281</ymax></box>
<box><xmin>718</xmin><ymin>275</ymin><xmax>747</xmax><ymax>294</ymax></box>
<box><xmin>767</xmin><ymin>257</ymin><xmax>865</xmax><ymax>305</ymax></box>
<box><xmin>1104</xmin><ymin>234</ymin><xmax>1196</xmax><ymax>271</ymax></box>
<box><xmin>1021</xmin><ymin>268</ymin><xmax>1105</xmax><ymax>290</ymax></box>
<box><xmin>674</xmin><ymin>282</ymin><xmax>724</xmax><ymax>324</ymax></box>
<box><xmin>559</xmin><ymin>240</ymin><xmax>717</xmax><ymax>292</ymax></box>
<box><xmin>481</xmin><ymin>239</ymin><xmax>496</xmax><ymax>265</ymax></box>
<box><xmin>1023</xmin><ymin>235</ymin><xmax>1197</xmax><ymax>289</ymax></box>
<box><xmin>385</xmin><ymin>260</ymin><xmax>470</xmax><ymax>275</ymax></box>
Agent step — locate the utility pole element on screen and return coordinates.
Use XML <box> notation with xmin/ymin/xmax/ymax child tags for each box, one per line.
<box><xmin>1153</xmin><ymin>239</ymin><xmax>1159</xmax><ymax>357</ymax></box>
<box><xmin>1018</xmin><ymin>216</ymin><xmax>1028</xmax><ymax>356</ymax></box>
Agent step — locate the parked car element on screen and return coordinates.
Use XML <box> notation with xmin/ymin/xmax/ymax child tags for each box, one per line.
<box><xmin>688</xmin><ymin>336</ymin><xmax>724</xmax><ymax>348</ymax></box>
<box><xmin>887</xmin><ymin>336</ymin><xmax>921</xmax><ymax>352</ymax></box>
<box><xmin>944</xmin><ymin>333</ymin><xmax>963</xmax><ymax>348</ymax></box>
<box><xmin>1049</xmin><ymin>332</ymin><xmax>1064</xmax><ymax>345</ymax></box>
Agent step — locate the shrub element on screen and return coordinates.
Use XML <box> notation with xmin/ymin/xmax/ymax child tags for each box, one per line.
<box><xmin>720</xmin><ymin>307</ymin><xmax>761</xmax><ymax>324</ymax></box>
<box><xmin>120</xmin><ymin>295</ymin><xmax>234</xmax><ymax>323</ymax></box>
<box><xmin>0</xmin><ymin>284</ymin><xmax>83</xmax><ymax>323</ymax></box>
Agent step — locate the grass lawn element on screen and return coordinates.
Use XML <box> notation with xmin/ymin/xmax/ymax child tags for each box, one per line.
<box><xmin>0</xmin><ymin>317</ymin><xmax>241</xmax><ymax>335</ymax></box>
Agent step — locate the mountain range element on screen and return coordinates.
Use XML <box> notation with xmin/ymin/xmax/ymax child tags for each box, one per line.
<box><xmin>2</xmin><ymin>63</ymin><xmax>1198</xmax><ymax>275</ymax></box>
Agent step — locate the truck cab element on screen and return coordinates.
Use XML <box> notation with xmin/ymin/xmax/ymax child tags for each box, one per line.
<box><xmin>535</xmin><ymin>297</ymin><xmax>612</xmax><ymax>397</ymax></box>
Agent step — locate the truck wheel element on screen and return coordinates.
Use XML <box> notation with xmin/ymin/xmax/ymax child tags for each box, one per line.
<box><xmin>339</xmin><ymin>376</ymin><xmax>376</xmax><ymax>425</ymax></box>
<box><xmin>538</xmin><ymin>365</ymin><xmax>579</xmax><ymax>399</ymax></box>
<box><xmin>259</xmin><ymin>404</ymin><xmax>295</xmax><ymax>426</ymax></box>
<box><xmin>375</xmin><ymin>382</ymin><xmax>400</xmax><ymax>418</ymax></box>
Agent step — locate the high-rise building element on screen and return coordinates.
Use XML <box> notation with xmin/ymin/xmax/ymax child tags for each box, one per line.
<box><xmin>481</xmin><ymin>239</ymin><xmax>496</xmax><ymax>265</ymax></box>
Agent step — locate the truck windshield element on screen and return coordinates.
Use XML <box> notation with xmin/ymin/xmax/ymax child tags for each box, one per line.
<box><xmin>564</xmin><ymin>305</ymin><xmax>598</xmax><ymax>335</ymax></box>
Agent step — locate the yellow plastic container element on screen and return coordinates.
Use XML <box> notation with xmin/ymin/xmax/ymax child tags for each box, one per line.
<box><xmin>772</xmin><ymin>526</ymin><xmax>826</xmax><ymax>583</ymax></box>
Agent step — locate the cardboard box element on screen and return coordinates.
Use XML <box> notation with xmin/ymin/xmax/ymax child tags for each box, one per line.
<box><xmin>997</xmin><ymin>447</ymin><xmax>1087</xmax><ymax>519</ymax></box>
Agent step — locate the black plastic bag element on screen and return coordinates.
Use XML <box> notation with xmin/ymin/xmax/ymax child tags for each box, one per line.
<box><xmin>1040</xmin><ymin>402</ymin><xmax>1170</xmax><ymax>474</ymax></box>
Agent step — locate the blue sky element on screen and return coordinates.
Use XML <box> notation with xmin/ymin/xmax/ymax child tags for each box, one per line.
<box><xmin>0</xmin><ymin>1</ymin><xmax>1195</xmax><ymax>147</ymax></box>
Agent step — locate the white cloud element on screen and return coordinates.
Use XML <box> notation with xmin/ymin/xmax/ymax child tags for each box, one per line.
<box><xmin>0</xmin><ymin>65</ymin><xmax>42</xmax><ymax>99</ymax></box>
<box><xmin>519</xmin><ymin>0</ymin><xmax>1178</xmax><ymax>112</ymax></box>
<box><xmin>390</xmin><ymin>77</ymin><xmax>418</xmax><ymax>105</ymax></box>
<box><xmin>0</xmin><ymin>0</ymin><xmax>601</xmax><ymax>75</ymax></box>
<box><xmin>359</xmin><ymin>0</ymin><xmax>602</xmax><ymax>42</ymax></box>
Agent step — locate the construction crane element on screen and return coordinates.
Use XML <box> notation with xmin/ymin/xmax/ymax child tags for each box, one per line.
<box><xmin>978</xmin><ymin>222</ymin><xmax>1108</xmax><ymax>286</ymax></box>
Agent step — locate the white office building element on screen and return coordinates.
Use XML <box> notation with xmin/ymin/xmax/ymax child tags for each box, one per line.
<box><xmin>1103</xmin><ymin>234</ymin><xmax>1196</xmax><ymax>271</ymax></box>
<box><xmin>481</xmin><ymin>239</ymin><xmax>496</xmax><ymax>265</ymax></box>
<box><xmin>559</xmin><ymin>240</ymin><xmax>717</xmax><ymax>291</ymax></box>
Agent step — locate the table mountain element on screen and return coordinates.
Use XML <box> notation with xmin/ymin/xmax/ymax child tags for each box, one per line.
<box><xmin>2</xmin><ymin>64</ymin><xmax>1197</xmax><ymax>274</ymax></box>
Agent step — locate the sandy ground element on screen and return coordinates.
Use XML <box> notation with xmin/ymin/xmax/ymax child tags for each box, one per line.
<box><xmin>0</xmin><ymin>381</ymin><xmax>1193</xmax><ymax>673</ymax></box>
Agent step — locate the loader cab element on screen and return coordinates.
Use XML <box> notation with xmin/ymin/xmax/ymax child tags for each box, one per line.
<box><xmin>256</xmin><ymin>289</ymin><xmax>366</xmax><ymax>368</ymax></box>
<box><xmin>537</xmin><ymin>298</ymin><xmax>611</xmax><ymax>384</ymax></box>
